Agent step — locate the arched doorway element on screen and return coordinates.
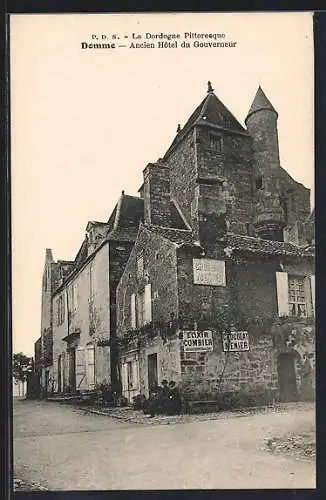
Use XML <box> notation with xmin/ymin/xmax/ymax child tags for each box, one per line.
<box><xmin>277</xmin><ymin>352</ymin><xmax>298</xmax><ymax>402</ymax></box>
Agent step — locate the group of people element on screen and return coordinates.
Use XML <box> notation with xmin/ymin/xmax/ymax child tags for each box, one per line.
<box><xmin>144</xmin><ymin>380</ymin><xmax>182</xmax><ymax>417</ymax></box>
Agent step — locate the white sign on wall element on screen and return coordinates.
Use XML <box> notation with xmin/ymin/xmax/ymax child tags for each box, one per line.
<box><xmin>183</xmin><ymin>330</ymin><xmax>213</xmax><ymax>352</ymax></box>
<box><xmin>193</xmin><ymin>259</ymin><xmax>226</xmax><ymax>286</ymax></box>
<box><xmin>222</xmin><ymin>331</ymin><xmax>249</xmax><ymax>352</ymax></box>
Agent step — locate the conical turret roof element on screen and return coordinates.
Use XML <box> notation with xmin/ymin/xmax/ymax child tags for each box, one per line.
<box><xmin>245</xmin><ymin>86</ymin><xmax>278</xmax><ymax>123</ymax></box>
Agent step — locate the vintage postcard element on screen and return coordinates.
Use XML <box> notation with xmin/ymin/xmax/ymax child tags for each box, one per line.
<box><xmin>10</xmin><ymin>12</ymin><xmax>315</xmax><ymax>490</ymax></box>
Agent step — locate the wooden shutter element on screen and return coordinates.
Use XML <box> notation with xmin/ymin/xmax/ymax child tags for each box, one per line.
<box><xmin>131</xmin><ymin>293</ymin><xmax>136</xmax><ymax>329</ymax></box>
<box><xmin>86</xmin><ymin>346</ymin><xmax>95</xmax><ymax>390</ymax></box>
<box><xmin>62</xmin><ymin>295</ymin><xmax>65</xmax><ymax>323</ymax></box>
<box><xmin>310</xmin><ymin>274</ymin><xmax>315</xmax><ymax>316</ymax></box>
<box><xmin>121</xmin><ymin>361</ymin><xmax>128</xmax><ymax>393</ymax></box>
<box><xmin>276</xmin><ymin>272</ymin><xmax>289</xmax><ymax>316</ymax></box>
<box><xmin>132</xmin><ymin>360</ymin><xmax>139</xmax><ymax>389</ymax></box>
<box><xmin>75</xmin><ymin>347</ymin><xmax>87</xmax><ymax>391</ymax></box>
<box><xmin>144</xmin><ymin>283</ymin><xmax>152</xmax><ymax>323</ymax></box>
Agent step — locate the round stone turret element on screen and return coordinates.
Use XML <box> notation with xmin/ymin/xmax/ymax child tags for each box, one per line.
<box><xmin>245</xmin><ymin>87</ymin><xmax>285</xmax><ymax>241</ymax></box>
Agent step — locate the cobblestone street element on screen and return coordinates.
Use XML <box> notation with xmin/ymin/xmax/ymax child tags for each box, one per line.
<box><xmin>13</xmin><ymin>398</ymin><xmax>315</xmax><ymax>490</ymax></box>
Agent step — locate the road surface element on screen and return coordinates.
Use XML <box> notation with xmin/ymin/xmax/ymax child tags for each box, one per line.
<box><xmin>13</xmin><ymin>399</ymin><xmax>315</xmax><ymax>490</ymax></box>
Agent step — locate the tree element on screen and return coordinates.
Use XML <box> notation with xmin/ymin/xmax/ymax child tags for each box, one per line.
<box><xmin>12</xmin><ymin>352</ymin><xmax>33</xmax><ymax>384</ymax></box>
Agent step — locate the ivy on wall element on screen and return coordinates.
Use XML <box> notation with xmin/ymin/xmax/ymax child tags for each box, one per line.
<box><xmin>117</xmin><ymin>311</ymin><xmax>314</xmax><ymax>352</ymax></box>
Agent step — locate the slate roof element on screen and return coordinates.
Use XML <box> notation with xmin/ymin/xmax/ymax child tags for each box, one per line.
<box><xmin>73</xmin><ymin>237</ymin><xmax>88</xmax><ymax>267</ymax></box>
<box><xmin>143</xmin><ymin>223</ymin><xmax>194</xmax><ymax>245</ymax></box>
<box><xmin>143</xmin><ymin>223</ymin><xmax>314</xmax><ymax>258</ymax></box>
<box><xmin>225</xmin><ymin>233</ymin><xmax>314</xmax><ymax>258</ymax></box>
<box><xmin>107</xmin><ymin>228</ymin><xmax>139</xmax><ymax>242</ymax></box>
<box><xmin>116</xmin><ymin>194</ymin><xmax>144</xmax><ymax>229</ymax></box>
<box><xmin>245</xmin><ymin>86</ymin><xmax>277</xmax><ymax>122</ymax></box>
<box><xmin>164</xmin><ymin>88</ymin><xmax>247</xmax><ymax>159</ymax></box>
<box><xmin>169</xmin><ymin>201</ymin><xmax>189</xmax><ymax>230</ymax></box>
<box><xmin>86</xmin><ymin>220</ymin><xmax>109</xmax><ymax>232</ymax></box>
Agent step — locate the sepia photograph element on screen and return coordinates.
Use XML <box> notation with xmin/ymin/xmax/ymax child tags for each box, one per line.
<box><xmin>10</xmin><ymin>12</ymin><xmax>315</xmax><ymax>491</ymax></box>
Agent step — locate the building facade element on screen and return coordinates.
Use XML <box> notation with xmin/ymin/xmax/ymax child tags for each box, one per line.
<box><xmin>116</xmin><ymin>83</ymin><xmax>315</xmax><ymax>406</ymax></box>
<box><xmin>37</xmin><ymin>194</ymin><xmax>143</xmax><ymax>395</ymax></box>
<box><xmin>37</xmin><ymin>82</ymin><xmax>315</xmax><ymax>407</ymax></box>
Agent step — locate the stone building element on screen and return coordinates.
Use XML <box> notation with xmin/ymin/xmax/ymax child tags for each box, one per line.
<box><xmin>116</xmin><ymin>83</ymin><xmax>315</xmax><ymax>407</ymax></box>
<box><xmin>37</xmin><ymin>194</ymin><xmax>143</xmax><ymax>395</ymax></box>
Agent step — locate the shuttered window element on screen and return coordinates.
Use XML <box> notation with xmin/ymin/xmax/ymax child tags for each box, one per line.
<box><xmin>276</xmin><ymin>271</ymin><xmax>315</xmax><ymax>318</ymax></box>
<box><xmin>127</xmin><ymin>361</ymin><xmax>133</xmax><ymax>388</ymax></box>
<box><xmin>276</xmin><ymin>271</ymin><xmax>290</xmax><ymax>316</ymax></box>
<box><xmin>75</xmin><ymin>347</ymin><xmax>87</xmax><ymax>391</ymax></box>
<box><xmin>132</xmin><ymin>360</ymin><xmax>139</xmax><ymax>389</ymax></box>
<box><xmin>144</xmin><ymin>283</ymin><xmax>152</xmax><ymax>324</ymax></box>
<box><xmin>137</xmin><ymin>292</ymin><xmax>145</xmax><ymax>327</ymax></box>
<box><xmin>86</xmin><ymin>346</ymin><xmax>95</xmax><ymax>389</ymax></box>
<box><xmin>130</xmin><ymin>293</ymin><xmax>136</xmax><ymax>329</ymax></box>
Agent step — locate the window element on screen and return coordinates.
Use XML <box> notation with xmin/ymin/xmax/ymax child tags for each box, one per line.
<box><xmin>209</xmin><ymin>134</ymin><xmax>222</xmax><ymax>152</ymax></box>
<box><xmin>288</xmin><ymin>276</ymin><xmax>307</xmax><ymax>317</ymax></box>
<box><xmin>71</xmin><ymin>283</ymin><xmax>78</xmax><ymax>311</ymax></box>
<box><xmin>130</xmin><ymin>293</ymin><xmax>136</xmax><ymax>329</ymax></box>
<box><xmin>89</xmin><ymin>264</ymin><xmax>94</xmax><ymax>299</ymax></box>
<box><xmin>57</xmin><ymin>294</ymin><xmax>65</xmax><ymax>325</ymax></box>
<box><xmin>137</xmin><ymin>291</ymin><xmax>146</xmax><ymax>327</ymax></box>
<box><xmin>137</xmin><ymin>256</ymin><xmax>144</xmax><ymax>278</ymax></box>
<box><xmin>255</xmin><ymin>176</ymin><xmax>263</xmax><ymax>190</ymax></box>
<box><xmin>127</xmin><ymin>361</ymin><xmax>133</xmax><ymax>388</ymax></box>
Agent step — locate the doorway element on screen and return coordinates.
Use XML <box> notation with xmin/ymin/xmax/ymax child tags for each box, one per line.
<box><xmin>57</xmin><ymin>356</ymin><xmax>62</xmax><ymax>393</ymax></box>
<box><xmin>45</xmin><ymin>371</ymin><xmax>49</xmax><ymax>397</ymax></box>
<box><xmin>277</xmin><ymin>352</ymin><xmax>298</xmax><ymax>402</ymax></box>
<box><xmin>148</xmin><ymin>353</ymin><xmax>158</xmax><ymax>393</ymax></box>
<box><xmin>68</xmin><ymin>348</ymin><xmax>76</xmax><ymax>391</ymax></box>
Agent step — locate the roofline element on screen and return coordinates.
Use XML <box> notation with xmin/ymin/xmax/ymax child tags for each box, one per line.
<box><xmin>170</xmin><ymin>198</ymin><xmax>192</xmax><ymax>230</ymax></box>
<box><xmin>53</xmin><ymin>227</ymin><xmax>138</xmax><ymax>297</ymax></box>
<box><xmin>52</xmin><ymin>238</ymin><xmax>110</xmax><ymax>297</ymax></box>
<box><xmin>113</xmin><ymin>194</ymin><xmax>123</xmax><ymax>230</ymax></box>
<box><xmin>141</xmin><ymin>222</ymin><xmax>194</xmax><ymax>247</ymax></box>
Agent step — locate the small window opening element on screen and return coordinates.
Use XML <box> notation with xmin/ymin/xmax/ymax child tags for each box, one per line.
<box><xmin>255</xmin><ymin>176</ymin><xmax>263</xmax><ymax>190</ymax></box>
<box><xmin>209</xmin><ymin>134</ymin><xmax>222</xmax><ymax>152</ymax></box>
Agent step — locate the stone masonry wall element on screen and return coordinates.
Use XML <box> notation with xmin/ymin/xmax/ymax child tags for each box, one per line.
<box><xmin>179</xmin><ymin>321</ymin><xmax>315</xmax><ymax>405</ymax></box>
<box><xmin>180</xmin><ymin>330</ymin><xmax>277</xmax><ymax>402</ymax></box>
<box><xmin>176</xmin><ymin>249</ymin><xmax>231</xmax><ymax>325</ymax></box>
<box><xmin>116</xmin><ymin>227</ymin><xmax>179</xmax><ymax>337</ymax></box>
<box><xmin>279</xmin><ymin>168</ymin><xmax>311</xmax><ymax>226</ymax></box>
<box><xmin>195</xmin><ymin>126</ymin><xmax>254</xmax><ymax>235</ymax></box>
<box><xmin>233</xmin><ymin>259</ymin><xmax>279</xmax><ymax>322</ymax></box>
<box><xmin>143</xmin><ymin>163</ymin><xmax>171</xmax><ymax>227</ymax></box>
<box><xmin>165</xmin><ymin>131</ymin><xmax>197</xmax><ymax>233</ymax></box>
<box><xmin>137</xmin><ymin>336</ymin><xmax>182</xmax><ymax>398</ymax></box>
<box><xmin>52</xmin><ymin>243</ymin><xmax>111</xmax><ymax>391</ymax></box>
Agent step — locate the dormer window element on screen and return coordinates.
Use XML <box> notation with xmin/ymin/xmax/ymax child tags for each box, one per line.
<box><xmin>209</xmin><ymin>134</ymin><xmax>222</xmax><ymax>152</ymax></box>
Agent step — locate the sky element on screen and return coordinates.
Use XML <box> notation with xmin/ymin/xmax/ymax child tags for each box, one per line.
<box><xmin>10</xmin><ymin>12</ymin><xmax>314</xmax><ymax>357</ymax></box>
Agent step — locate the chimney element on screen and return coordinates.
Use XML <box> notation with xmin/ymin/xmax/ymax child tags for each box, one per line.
<box><xmin>143</xmin><ymin>160</ymin><xmax>171</xmax><ymax>226</ymax></box>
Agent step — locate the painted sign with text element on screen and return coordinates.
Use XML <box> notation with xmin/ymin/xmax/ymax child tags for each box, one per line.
<box><xmin>182</xmin><ymin>330</ymin><xmax>213</xmax><ymax>352</ymax></box>
<box><xmin>193</xmin><ymin>259</ymin><xmax>226</xmax><ymax>286</ymax></box>
<box><xmin>222</xmin><ymin>331</ymin><xmax>249</xmax><ymax>352</ymax></box>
